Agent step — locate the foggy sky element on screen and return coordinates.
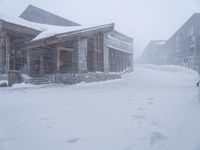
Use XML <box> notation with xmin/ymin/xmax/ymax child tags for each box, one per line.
<box><xmin>0</xmin><ymin>0</ymin><xmax>200</xmax><ymax>58</ymax></box>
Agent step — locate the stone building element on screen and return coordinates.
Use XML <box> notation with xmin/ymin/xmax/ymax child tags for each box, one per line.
<box><xmin>165</xmin><ymin>13</ymin><xmax>200</xmax><ymax>72</ymax></box>
<box><xmin>137</xmin><ymin>40</ymin><xmax>166</xmax><ymax>65</ymax></box>
<box><xmin>0</xmin><ymin>5</ymin><xmax>133</xmax><ymax>85</ymax></box>
<box><xmin>139</xmin><ymin>13</ymin><xmax>200</xmax><ymax>74</ymax></box>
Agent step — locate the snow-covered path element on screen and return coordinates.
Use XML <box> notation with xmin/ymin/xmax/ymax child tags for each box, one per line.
<box><xmin>0</xmin><ymin>65</ymin><xmax>200</xmax><ymax>150</ymax></box>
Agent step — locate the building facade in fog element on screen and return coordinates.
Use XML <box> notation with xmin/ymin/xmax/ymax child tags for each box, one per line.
<box><xmin>139</xmin><ymin>13</ymin><xmax>200</xmax><ymax>73</ymax></box>
<box><xmin>165</xmin><ymin>13</ymin><xmax>200</xmax><ymax>72</ymax></box>
<box><xmin>0</xmin><ymin>5</ymin><xmax>133</xmax><ymax>85</ymax></box>
<box><xmin>137</xmin><ymin>40</ymin><xmax>166</xmax><ymax>65</ymax></box>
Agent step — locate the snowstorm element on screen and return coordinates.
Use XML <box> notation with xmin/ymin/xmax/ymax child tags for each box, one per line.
<box><xmin>0</xmin><ymin>0</ymin><xmax>200</xmax><ymax>150</ymax></box>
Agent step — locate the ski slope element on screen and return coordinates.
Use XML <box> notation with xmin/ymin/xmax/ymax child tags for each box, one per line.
<box><xmin>0</xmin><ymin>65</ymin><xmax>200</xmax><ymax>150</ymax></box>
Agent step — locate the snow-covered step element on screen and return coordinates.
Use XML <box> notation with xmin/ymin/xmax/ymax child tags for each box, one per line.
<box><xmin>30</xmin><ymin>76</ymin><xmax>51</xmax><ymax>85</ymax></box>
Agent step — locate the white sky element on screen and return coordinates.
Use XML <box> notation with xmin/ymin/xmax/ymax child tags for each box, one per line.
<box><xmin>0</xmin><ymin>0</ymin><xmax>200</xmax><ymax>58</ymax></box>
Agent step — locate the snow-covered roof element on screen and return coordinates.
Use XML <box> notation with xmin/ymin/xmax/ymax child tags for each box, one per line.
<box><xmin>156</xmin><ymin>41</ymin><xmax>166</xmax><ymax>45</ymax></box>
<box><xmin>32</xmin><ymin>23</ymin><xmax>114</xmax><ymax>41</ymax></box>
<box><xmin>0</xmin><ymin>13</ymin><xmax>114</xmax><ymax>42</ymax></box>
<box><xmin>0</xmin><ymin>13</ymin><xmax>45</xmax><ymax>31</ymax></box>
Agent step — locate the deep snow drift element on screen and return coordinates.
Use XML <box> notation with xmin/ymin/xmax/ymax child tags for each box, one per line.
<box><xmin>0</xmin><ymin>65</ymin><xmax>200</xmax><ymax>150</ymax></box>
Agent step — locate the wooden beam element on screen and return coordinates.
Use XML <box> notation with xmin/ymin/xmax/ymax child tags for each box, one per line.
<box><xmin>2</xmin><ymin>21</ymin><xmax>41</xmax><ymax>36</ymax></box>
<box><xmin>57</xmin><ymin>46</ymin><xmax>74</xmax><ymax>52</ymax></box>
<box><xmin>22</xmin><ymin>25</ymin><xmax>114</xmax><ymax>50</ymax></box>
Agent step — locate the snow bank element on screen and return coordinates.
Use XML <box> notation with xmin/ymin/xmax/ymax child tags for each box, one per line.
<box><xmin>138</xmin><ymin>64</ymin><xmax>198</xmax><ymax>74</ymax></box>
<box><xmin>0</xmin><ymin>65</ymin><xmax>200</xmax><ymax>150</ymax></box>
<box><xmin>11</xmin><ymin>83</ymin><xmax>37</xmax><ymax>88</ymax></box>
<box><xmin>0</xmin><ymin>80</ymin><xmax>7</xmax><ymax>84</ymax></box>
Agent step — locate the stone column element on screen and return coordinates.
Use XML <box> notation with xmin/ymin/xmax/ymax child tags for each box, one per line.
<box><xmin>26</xmin><ymin>49</ymin><xmax>32</xmax><ymax>75</ymax></box>
<box><xmin>0</xmin><ymin>47</ymin><xmax>4</xmax><ymax>73</ymax></box>
<box><xmin>0</xmin><ymin>25</ymin><xmax>4</xmax><ymax>73</ymax></box>
<box><xmin>0</xmin><ymin>34</ymin><xmax>4</xmax><ymax>73</ymax></box>
<box><xmin>130</xmin><ymin>54</ymin><xmax>134</xmax><ymax>72</ymax></box>
<box><xmin>130</xmin><ymin>39</ymin><xmax>134</xmax><ymax>72</ymax></box>
<box><xmin>103</xmin><ymin>33</ymin><xmax>109</xmax><ymax>73</ymax></box>
<box><xmin>93</xmin><ymin>36</ymin><xmax>97</xmax><ymax>72</ymax></box>
<box><xmin>77</xmin><ymin>38</ymin><xmax>88</xmax><ymax>73</ymax></box>
<box><xmin>5</xmin><ymin>34</ymin><xmax>11</xmax><ymax>74</ymax></box>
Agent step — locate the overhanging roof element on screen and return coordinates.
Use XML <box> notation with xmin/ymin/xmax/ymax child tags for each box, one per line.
<box><xmin>24</xmin><ymin>23</ymin><xmax>115</xmax><ymax>49</ymax></box>
<box><xmin>0</xmin><ymin>19</ymin><xmax>41</xmax><ymax>37</ymax></box>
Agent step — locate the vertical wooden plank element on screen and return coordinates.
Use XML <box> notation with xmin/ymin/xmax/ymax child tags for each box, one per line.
<box><xmin>113</xmin><ymin>50</ymin><xmax>116</xmax><ymax>72</ymax></box>
<box><xmin>0</xmin><ymin>32</ymin><xmax>4</xmax><ymax>73</ymax></box>
<box><xmin>93</xmin><ymin>36</ymin><xmax>97</xmax><ymax>72</ymax></box>
<box><xmin>5</xmin><ymin>34</ymin><xmax>10</xmax><ymax>73</ymax></box>
<box><xmin>26</xmin><ymin>49</ymin><xmax>31</xmax><ymax>75</ymax></box>
<box><xmin>122</xmin><ymin>52</ymin><xmax>124</xmax><ymax>72</ymax></box>
<box><xmin>115</xmin><ymin>51</ymin><xmax>118</xmax><ymax>72</ymax></box>
<box><xmin>56</xmin><ymin>46</ymin><xmax>61</xmax><ymax>73</ymax></box>
<box><xmin>39</xmin><ymin>55</ymin><xmax>44</xmax><ymax>74</ymax></box>
<box><xmin>112</xmin><ymin>50</ymin><xmax>114</xmax><ymax>72</ymax></box>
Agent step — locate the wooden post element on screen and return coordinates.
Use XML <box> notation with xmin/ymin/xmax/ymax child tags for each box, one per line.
<box><xmin>55</xmin><ymin>47</ymin><xmax>61</xmax><ymax>83</ymax></box>
<box><xmin>111</xmin><ymin>50</ymin><xmax>114</xmax><ymax>72</ymax></box>
<box><xmin>5</xmin><ymin>34</ymin><xmax>10</xmax><ymax>75</ymax></box>
<box><xmin>93</xmin><ymin>36</ymin><xmax>97</xmax><ymax>72</ymax></box>
<box><xmin>56</xmin><ymin>46</ymin><xmax>61</xmax><ymax>73</ymax></box>
<box><xmin>0</xmin><ymin>33</ymin><xmax>4</xmax><ymax>73</ymax></box>
<box><xmin>39</xmin><ymin>55</ymin><xmax>44</xmax><ymax>74</ymax></box>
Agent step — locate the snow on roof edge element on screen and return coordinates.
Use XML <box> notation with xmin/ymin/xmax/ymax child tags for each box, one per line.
<box><xmin>0</xmin><ymin>13</ymin><xmax>46</xmax><ymax>31</ymax></box>
<box><xmin>32</xmin><ymin>23</ymin><xmax>114</xmax><ymax>41</ymax></box>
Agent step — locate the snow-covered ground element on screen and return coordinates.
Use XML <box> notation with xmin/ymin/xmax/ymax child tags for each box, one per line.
<box><xmin>0</xmin><ymin>65</ymin><xmax>200</xmax><ymax>150</ymax></box>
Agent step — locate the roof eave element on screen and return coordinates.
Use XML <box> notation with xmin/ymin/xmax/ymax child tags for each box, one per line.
<box><xmin>0</xmin><ymin>19</ymin><xmax>41</xmax><ymax>36</ymax></box>
<box><xmin>24</xmin><ymin>23</ymin><xmax>115</xmax><ymax>49</ymax></box>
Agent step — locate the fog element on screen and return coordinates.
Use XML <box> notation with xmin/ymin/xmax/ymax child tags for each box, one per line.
<box><xmin>1</xmin><ymin>1</ymin><xmax>200</xmax><ymax>149</ymax></box>
<box><xmin>0</xmin><ymin>0</ymin><xmax>199</xmax><ymax>58</ymax></box>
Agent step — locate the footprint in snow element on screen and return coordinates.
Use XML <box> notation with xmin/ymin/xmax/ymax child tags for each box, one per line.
<box><xmin>137</xmin><ymin>108</ymin><xmax>145</xmax><ymax>112</ymax></box>
<box><xmin>149</xmin><ymin>131</ymin><xmax>168</xmax><ymax>146</ymax></box>
<box><xmin>40</xmin><ymin>117</ymin><xmax>50</xmax><ymax>121</ymax></box>
<box><xmin>128</xmin><ymin>98</ymin><xmax>134</xmax><ymax>101</ymax></box>
<box><xmin>132</xmin><ymin>114</ymin><xmax>146</xmax><ymax>120</ymax></box>
<box><xmin>125</xmin><ymin>144</ymin><xmax>135</xmax><ymax>150</ymax></box>
<box><xmin>150</xmin><ymin>120</ymin><xmax>161</xmax><ymax>127</ymax></box>
<box><xmin>67</xmin><ymin>137</ymin><xmax>79</xmax><ymax>144</ymax></box>
<box><xmin>147</xmin><ymin>97</ymin><xmax>154</xmax><ymax>101</ymax></box>
<box><xmin>0</xmin><ymin>137</ymin><xmax>15</xmax><ymax>144</ymax></box>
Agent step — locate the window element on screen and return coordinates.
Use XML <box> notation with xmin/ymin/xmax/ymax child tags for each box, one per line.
<box><xmin>188</xmin><ymin>27</ymin><xmax>194</xmax><ymax>36</ymax></box>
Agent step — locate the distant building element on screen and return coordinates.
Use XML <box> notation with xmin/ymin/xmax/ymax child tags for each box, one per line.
<box><xmin>165</xmin><ymin>13</ymin><xmax>200</xmax><ymax>72</ymax></box>
<box><xmin>0</xmin><ymin>5</ymin><xmax>133</xmax><ymax>85</ymax></box>
<box><xmin>137</xmin><ymin>40</ymin><xmax>167</xmax><ymax>65</ymax></box>
<box><xmin>139</xmin><ymin>13</ymin><xmax>200</xmax><ymax>74</ymax></box>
